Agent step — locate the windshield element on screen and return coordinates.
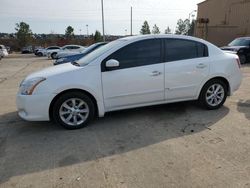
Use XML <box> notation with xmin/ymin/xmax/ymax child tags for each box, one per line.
<box><xmin>77</xmin><ymin>40</ymin><xmax>125</xmax><ymax>66</ymax></box>
<box><xmin>229</xmin><ymin>38</ymin><xmax>250</xmax><ymax>46</ymax></box>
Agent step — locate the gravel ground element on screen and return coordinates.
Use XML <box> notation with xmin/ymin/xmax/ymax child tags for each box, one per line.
<box><xmin>0</xmin><ymin>54</ymin><xmax>250</xmax><ymax>188</ymax></box>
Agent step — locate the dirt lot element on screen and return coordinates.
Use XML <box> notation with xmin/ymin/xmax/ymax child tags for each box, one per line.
<box><xmin>0</xmin><ymin>54</ymin><xmax>250</xmax><ymax>188</ymax></box>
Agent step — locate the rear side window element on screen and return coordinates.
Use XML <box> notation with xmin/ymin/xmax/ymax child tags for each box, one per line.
<box><xmin>102</xmin><ymin>39</ymin><xmax>161</xmax><ymax>71</ymax></box>
<box><xmin>165</xmin><ymin>39</ymin><xmax>208</xmax><ymax>62</ymax></box>
<box><xmin>49</xmin><ymin>47</ymin><xmax>60</xmax><ymax>50</ymax></box>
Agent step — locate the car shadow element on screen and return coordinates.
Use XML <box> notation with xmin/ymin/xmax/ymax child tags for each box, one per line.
<box><xmin>237</xmin><ymin>99</ymin><xmax>250</xmax><ymax>120</ymax></box>
<box><xmin>0</xmin><ymin>102</ymin><xmax>229</xmax><ymax>184</ymax></box>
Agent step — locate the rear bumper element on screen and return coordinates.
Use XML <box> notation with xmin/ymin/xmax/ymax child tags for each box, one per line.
<box><xmin>16</xmin><ymin>93</ymin><xmax>56</xmax><ymax>121</ymax></box>
<box><xmin>229</xmin><ymin>71</ymin><xmax>242</xmax><ymax>95</ymax></box>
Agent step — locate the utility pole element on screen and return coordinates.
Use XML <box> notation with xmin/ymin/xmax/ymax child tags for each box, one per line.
<box><xmin>86</xmin><ymin>24</ymin><xmax>89</xmax><ymax>37</ymax></box>
<box><xmin>101</xmin><ymin>0</ymin><xmax>105</xmax><ymax>41</ymax></box>
<box><xmin>130</xmin><ymin>6</ymin><xmax>133</xmax><ymax>36</ymax></box>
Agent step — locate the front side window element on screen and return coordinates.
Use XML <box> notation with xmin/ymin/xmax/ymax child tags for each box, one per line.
<box><xmin>103</xmin><ymin>39</ymin><xmax>161</xmax><ymax>71</ymax></box>
<box><xmin>165</xmin><ymin>39</ymin><xmax>208</xmax><ymax>62</ymax></box>
<box><xmin>71</xmin><ymin>46</ymin><xmax>80</xmax><ymax>49</ymax></box>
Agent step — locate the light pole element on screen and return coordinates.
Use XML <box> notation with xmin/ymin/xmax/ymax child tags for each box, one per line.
<box><xmin>101</xmin><ymin>0</ymin><xmax>105</xmax><ymax>41</ymax></box>
<box><xmin>86</xmin><ymin>24</ymin><xmax>89</xmax><ymax>37</ymax></box>
<box><xmin>189</xmin><ymin>10</ymin><xmax>197</xmax><ymax>22</ymax></box>
<box><xmin>130</xmin><ymin>6</ymin><xmax>133</xmax><ymax>36</ymax></box>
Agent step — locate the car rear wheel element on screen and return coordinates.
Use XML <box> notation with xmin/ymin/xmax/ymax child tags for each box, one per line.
<box><xmin>199</xmin><ymin>79</ymin><xmax>227</xmax><ymax>110</ymax></box>
<box><xmin>51</xmin><ymin>52</ymin><xmax>57</xmax><ymax>59</ymax></box>
<box><xmin>38</xmin><ymin>52</ymin><xmax>43</xmax><ymax>57</ymax></box>
<box><xmin>239</xmin><ymin>54</ymin><xmax>246</xmax><ymax>64</ymax></box>
<box><xmin>53</xmin><ymin>92</ymin><xmax>95</xmax><ymax>129</ymax></box>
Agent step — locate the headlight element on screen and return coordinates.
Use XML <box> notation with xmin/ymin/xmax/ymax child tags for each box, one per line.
<box><xmin>19</xmin><ymin>77</ymin><xmax>46</xmax><ymax>95</ymax></box>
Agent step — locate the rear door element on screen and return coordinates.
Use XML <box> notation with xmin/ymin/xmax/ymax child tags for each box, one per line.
<box><xmin>164</xmin><ymin>39</ymin><xmax>210</xmax><ymax>101</ymax></box>
<box><xmin>101</xmin><ymin>39</ymin><xmax>165</xmax><ymax>110</ymax></box>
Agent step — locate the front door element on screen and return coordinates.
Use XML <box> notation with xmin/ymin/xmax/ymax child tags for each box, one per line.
<box><xmin>101</xmin><ymin>39</ymin><xmax>165</xmax><ymax>110</ymax></box>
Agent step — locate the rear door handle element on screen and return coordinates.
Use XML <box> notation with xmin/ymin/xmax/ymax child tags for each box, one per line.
<box><xmin>150</xmin><ymin>71</ymin><xmax>162</xmax><ymax>76</ymax></box>
<box><xmin>196</xmin><ymin>63</ymin><xmax>207</xmax><ymax>69</ymax></box>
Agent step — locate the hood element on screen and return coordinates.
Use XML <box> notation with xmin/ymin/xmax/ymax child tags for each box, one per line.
<box><xmin>25</xmin><ymin>63</ymin><xmax>81</xmax><ymax>81</ymax></box>
<box><xmin>220</xmin><ymin>46</ymin><xmax>248</xmax><ymax>51</ymax></box>
<box><xmin>64</xmin><ymin>53</ymin><xmax>85</xmax><ymax>59</ymax></box>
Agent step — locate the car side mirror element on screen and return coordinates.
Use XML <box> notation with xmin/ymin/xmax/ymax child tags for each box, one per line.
<box><xmin>105</xmin><ymin>59</ymin><xmax>120</xmax><ymax>68</ymax></box>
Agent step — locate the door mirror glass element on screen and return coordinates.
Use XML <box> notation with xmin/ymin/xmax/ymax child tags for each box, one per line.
<box><xmin>106</xmin><ymin>59</ymin><xmax>120</xmax><ymax>68</ymax></box>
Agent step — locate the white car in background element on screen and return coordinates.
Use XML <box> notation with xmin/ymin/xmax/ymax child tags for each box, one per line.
<box><xmin>36</xmin><ymin>46</ymin><xmax>61</xmax><ymax>57</ymax></box>
<box><xmin>0</xmin><ymin>45</ymin><xmax>9</xmax><ymax>58</ymax></box>
<box><xmin>53</xmin><ymin>45</ymin><xmax>86</xmax><ymax>59</ymax></box>
<box><xmin>17</xmin><ymin>35</ymin><xmax>242</xmax><ymax>130</ymax></box>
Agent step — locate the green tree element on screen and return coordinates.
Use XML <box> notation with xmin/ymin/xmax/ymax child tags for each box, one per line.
<box><xmin>15</xmin><ymin>22</ymin><xmax>32</xmax><ymax>48</ymax></box>
<box><xmin>188</xmin><ymin>20</ymin><xmax>195</xmax><ymax>36</ymax></box>
<box><xmin>152</xmin><ymin>24</ymin><xmax>160</xmax><ymax>34</ymax></box>
<box><xmin>140</xmin><ymin>21</ymin><xmax>151</xmax><ymax>35</ymax></box>
<box><xmin>164</xmin><ymin>26</ymin><xmax>172</xmax><ymax>34</ymax></box>
<box><xmin>175</xmin><ymin>19</ymin><xmax>190</xmax><ymax>35</ymax></box>
<box><xmin>65</xmin><ymin>26</ymin><xmax>74</xmax><ymax>38</ymax></box>
<box><xmin>94</xmin><ymin>30</ymin><xmax>102</xmax><ymax>42</ymax></box>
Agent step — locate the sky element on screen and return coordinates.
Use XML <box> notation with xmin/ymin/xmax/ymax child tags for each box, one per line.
<box><xmin>0</xmin><ymin>0</ymin><xmax>203</xmax><ymax>35</ymax></box>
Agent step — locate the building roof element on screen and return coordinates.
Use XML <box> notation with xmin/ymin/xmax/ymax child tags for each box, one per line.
<box><xmin>197</xmin><ymin>0</ymin><xmax>211</xmax><ymax>5</ymax></box>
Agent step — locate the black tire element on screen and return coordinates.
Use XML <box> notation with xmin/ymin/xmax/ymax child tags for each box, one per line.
<box><xmin>239</xmin><ymin>54</ymin><xmax>246</xmax><ymax>64</ymax></box>
<box><xmin>199</xmin><ymin>79</ymin><xmax>227</xmax><ymax>110</ymax></box>
<box><xmin>38</xmin><ymin>52</ymin><xmax>43</xmax><ymax>57</ymax></box>
<box><xmin>53</xmin><ymin>91</ymin><xmax>95</xmax><ymax>129</ymax></box>
<box><xmin>51</xmin><ymin>52</ymin><xmax>57</xmax><ymax>59</ymax></box>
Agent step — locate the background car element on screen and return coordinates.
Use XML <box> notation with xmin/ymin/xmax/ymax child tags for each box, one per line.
<box><xmin>34</xmin><ymin>46</ymin><xmax>44</xmax><ymax>55</ymax></box>
<box><xmin>0</xmin><ymin>45</ymin><xmax>9</xmax><ymax>57</ymax></box>
<box><xmin>0</xmin><ymin>50</ymin><xmax>3</xmax><ymax>60</ymax></box>
<box><xmin>54</xmin><ymin>45</ymin><xmax>86</xmax><ymax>59</ymax></box>
<box><xmin>54</xmin><ymin>42</ymin><xmax>107</xmax><ymax>65</ymax></box>
<box><xmin>36</xmin><ymin>46</ymin><xmax>61</xmax><ymax>57</ymax></box>
<box><xmin>21</xmin><ymin>46</ymin><xmax>33</xmax><ymax>54</ymax></box>
<box><xmin>17</xmin><ymin>35</ymin><xmax>242</xmax><ymax>129</ymax></box>
<box><xmin>221</xmin><ymin>37</ymin><xmax>250</xmax><ymax>64</ymax></box>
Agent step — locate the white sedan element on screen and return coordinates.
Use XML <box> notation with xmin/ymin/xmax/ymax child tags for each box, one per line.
<box><xmin>54</xmin><ymin>45</ymin><xmax>86</xmax><ymax>59</ymax></box>
<box><xmin>16</xmin><ymin>35</ymin><xmax>242</xmax><ymax>129</ymax></box>
<box><xmin>36</xmin><ymin>46</ymin><xmax>61</xmax><ymax>57</ymax></box>
<box><xmin>0</xmin><ymin>45</ymin><xmax>9</xmax><ymax>58</ymax></box>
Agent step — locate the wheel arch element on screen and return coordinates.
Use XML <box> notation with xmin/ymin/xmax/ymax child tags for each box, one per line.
<box><xmin>49</xmin><ymin>88</ymin><xmax>101</xmax><ymax>121</ymax></box>
<box><xmin>198</xmin><ymin>76</ymin><xmax>231</xmax><ymax>99</ymax></box>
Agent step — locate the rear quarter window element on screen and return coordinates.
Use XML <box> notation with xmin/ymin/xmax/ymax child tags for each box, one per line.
<box><xmin>165</xmin><ymin>39</ymin><xmax>208</xmax><ymax>62</ymax></box>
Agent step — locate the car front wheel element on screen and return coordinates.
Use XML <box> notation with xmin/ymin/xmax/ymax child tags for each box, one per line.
<box><xmin>199</xmin><ymin>79</ymin><xmax>227</xmax><ymax>110</ymax></box>
<box><xmin>53</xmin><ymin>92</ymin><xmax>95</xmax><ymax>129</ymax></box>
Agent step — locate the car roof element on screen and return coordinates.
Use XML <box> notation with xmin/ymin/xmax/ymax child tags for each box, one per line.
<box><xmin>47</xmin><ymin>46</ymin><xmax>60</xmax><ymax>48</ymax></box>
<box><xmin>236</xmin><ymin>37</ymin><xmax>250</xmax><ymax>40</ymax></box>
<box><xmin>118</xmin><ymin>34</ymin><xmax>208</xmax><ymax>43</ymax></box>
<box><xmin>63</xmin><ymin>45</ymin><xmax>84</xmax><ymax>47</ymax></box>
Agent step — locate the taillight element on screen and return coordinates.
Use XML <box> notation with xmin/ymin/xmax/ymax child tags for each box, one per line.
<box><xmin>236</xmin><ymin>58</ymin><xmax>241</xmax><ymax>68</ymax></box>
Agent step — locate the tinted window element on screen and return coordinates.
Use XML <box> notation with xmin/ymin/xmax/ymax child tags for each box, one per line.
<box><xmin>165</xmin><ymin>39</ymin><xmax>208</xmax><ymax>62</ymax></box>
<box><xmin>49</xmin><ymin>47</ymin><xmax>60</xmax><ymax>50</ymax></box>
<box><xmin>71</xmin><ymin>46</ymin><xmax>80</xmax><ymax>49</ymax></box>
<box><xmin>103</xmin><ymin>39</ymin><xmax>161</xmax><ymax>71</ymax></box>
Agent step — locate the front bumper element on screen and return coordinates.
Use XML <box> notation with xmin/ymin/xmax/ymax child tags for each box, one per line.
<box><xmin>16</xmin><ymin>93</ymin><xmax>56</xmax><ymax>121</ymax></box>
